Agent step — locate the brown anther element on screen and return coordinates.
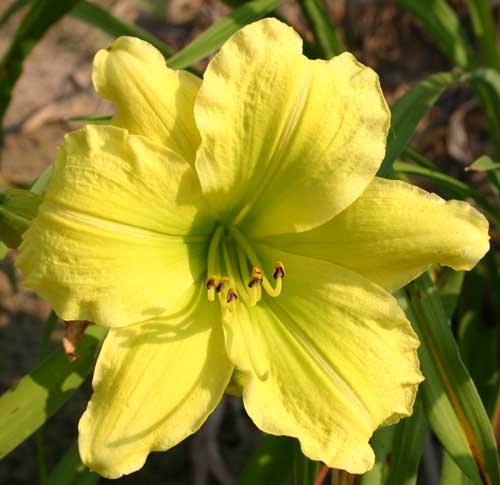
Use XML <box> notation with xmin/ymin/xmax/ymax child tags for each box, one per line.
<box><xmin>248</xmin><ymin>267</ymin><xmax>264</xmax><ymax>287</ymax></box>
<box><xmin>206</xmin><ymin>275</ymin><xmax>216</xmax><ymax>290</ymax></box>
<box><xmin>226</xmin><ymin>288</ymin><xmax>238</xmax><ymax>303</ymax></box>
<box><xmin>252</xmin><ymin>267</ymin><xmax>264</xmax><ymax>279</ymax></box>
<box><xmin>248</xmin><ymin>278</ymin><xmax>262</xmax><ymax>288</ymax></box>
<box><xmin>273</xmin><ymin>262</ymin><xmax>285</xmax><ymax>279</ymax></box>
<box><xmin>216</xmin><ymin>276</ymin><xmax>230</xmax><ymax>293</ymax></box>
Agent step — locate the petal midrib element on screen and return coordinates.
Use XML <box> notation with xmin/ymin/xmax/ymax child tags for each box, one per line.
<box><xmin>232</xmin><ymin>61</ymin><xmax>313</xmax><ymax>226</ymax></box>
<box><xmin>264</xmin><ymin>296</ymin><xmax>375</xmax><ymax>428</ymax></box>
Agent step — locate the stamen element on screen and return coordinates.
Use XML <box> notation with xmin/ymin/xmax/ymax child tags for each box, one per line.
<box><xmin>247</xmin><ymin>267</ymin><xmax>263</xmax><ymax>306</ymax></box>
<box><xmin>228</xmin><ymin>226</ymin><xmax>285</xmax><ymax>300</ymax></box>
<box><xmin>216</xmin><ymin>276</ymin><xmax>229</xmax><ymax>293</ymax></box>
<box><xmin>226</xmin><ymin>288</ymin><xmax>238</xmax><ymax>303</ymax></box>
<box><xmin>262</xmin><ymin>262</ymin><xmax>284</xmax><ymax>297</ymax></box>
<box><xmin>206</xmin><ymin>275</ymin><xmax>216</xmax><ymax>302</ymax></box>
<box><xmin>273</xmin><ymin>262</ymin><xmax>285</xmax><ymax>279</ymax></box>
<box><xmin>206</xmin><ymin>226</ymin><xmax>225</xmax><ymax>302</ymax></box>
<box><xmin>248</xmin><ymin>267</ymin><xmax>263</xmax><ymax>288</ymax></box>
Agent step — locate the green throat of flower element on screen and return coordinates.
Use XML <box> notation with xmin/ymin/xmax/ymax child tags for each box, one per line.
<box><xmin>205</xmin><ymin>225</ymin><xmax>285</xmax><ymax>307</ymax></box>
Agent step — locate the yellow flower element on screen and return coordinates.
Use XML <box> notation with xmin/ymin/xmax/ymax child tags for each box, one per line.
<box><xmin>16</xmin><ymin>18</ymin><xmax>489</xmax><ymax>479</ymax></box>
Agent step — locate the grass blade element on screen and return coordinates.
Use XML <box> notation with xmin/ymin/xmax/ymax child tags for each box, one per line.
<box><xmin>385</xmin><ymin>398</ymin><xmax>427</xmax><ymax>485</ymax></box>
<box><xmin>402</xmin><ymin>273</ymin><xmax>500</xmax><ymax>484</ymax></box>
<box><xmin>379</xmin><ymin>70</ymin><xmax>465</xmax><ymax>178</ymax></box>
<box><xmin>465</xmin><ymin>0</ymin><xmax>500</xmax><ymax>72</ymax></box>
<box><xmin>0</xmin><ymin>0</ymin><xmax>30</xmax><ymax>29</ymax></box>
<box><xmin>297</xmin><ymin>0</ymin><xmax>344</xmax><ymax>58</ymax></box>
<box><xmin>0</xmin><ymin>0</ymin><xmax>81</xmax><ymax>141</ymax></box>
<box><xmin>396</xmin><ymin>0</ymin><xmax>500</xmax><ymax>160</ymax></box>
<box><xmin>393</xmin><ymin>159</ymin><xmax>500</xmax><ymax>229</ymax></box>
<box><xmin>441</xmin><ymin>450</ymin><xmax>474</xmax><ymax>485</ymax></box>
<box><xmin>0</xmin><ymin>325</ymin><xmax>107</xmax><ymax>459</ymax></box>
<box><xmin>0</xmin><ymin>0</ymin><xmax>176</xmax><ymax>62</ymax></box>
<box><xmin>293</xmin><ymin>442</ymin><xmax>320</xmax><ymax>485</ymax></box>
<box><xmin>167</xmin><ymin>0</ymin><xmax>283</xmax><ymax>69</ymax></box>
<box><xmin>359</xmin><ymin>426</ymin><xmax>395</xmax><ymax>485</ymax></box>
<box><xmin>238</xmin><ymin>434</ymin><xmax>295</xmax><ymax>485</ymax></box>
<box><xmin>70</xmin><ymin>1</ymin><xmax>173</xmax><ymax>59</ymax></box>
<box><xmin>0</xmin><ymin>189</ymin><xmax>41</xmax><ymax>248</ymax></box>
<box><xmin>47</xmin><ymin>442</ymin><xmax>99</xmax><ymax>485</ymax></box>
<box><xmin>395</xmin><ymin>0</ymin><xmax>473</xmax><ymax>69</ymax></box>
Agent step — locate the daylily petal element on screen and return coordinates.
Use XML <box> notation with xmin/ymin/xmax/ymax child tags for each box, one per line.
<box><xmin>195</xmin><ymin>18</ymin><xmax>389</xmax><ymax>236</ymax></box>
<box><xmin>259</xmin><ymin>177</ymin><xmax>490</xmax><ymax>293</ymax></box>
<box><xmin>79</xmin><ymin>286</ymin><xmax>233</xmax><ymax>479</ymax></box>
<box><xmin>223</xmin><ymin>247</ymin><xmax>423</xmax><ymax>473</ymax></box>
<box><xmin>17</xmin><ymin>125</ymin><xmax>214</xmax><ymax>327</ymax></box>
<box><xmin>93</xmin><ymin>36</ymin><xmax>201</xmax><ymax>163</ymax></box>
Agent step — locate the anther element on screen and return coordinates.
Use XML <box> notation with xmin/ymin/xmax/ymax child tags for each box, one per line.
<box><xmin>206</xmin><ymin>275</ymin><xmax>216</xmax><ymax>289</ymax></box>
<box><xmin>226</xmin><ymin>288</ymin><xmax>238</xmax><ymax>303</ymax></box>
<box><xmin>248</xmin><ymin>267</ymin><xmax>264</xmax><ymax>288</ymax></box>
<box><xmin>206</xmin><ymin>275</ymin><xmax>217</xmax><ymax>302</ymax></box>
<box><xmin>216</xmin><ymin>276</ymin><xmax>230</xmax><ymax>293</ymax></box>
<box><xmin>273</xmin><ymin>262</ymin><xmax>285</xmax><ymax>279</ymax></box>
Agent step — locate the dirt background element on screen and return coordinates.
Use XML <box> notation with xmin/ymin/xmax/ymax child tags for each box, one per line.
<box><xmin>0</xmin><ymin>0</ymin><xmax>497</xmax><ymax>483</ymax></box>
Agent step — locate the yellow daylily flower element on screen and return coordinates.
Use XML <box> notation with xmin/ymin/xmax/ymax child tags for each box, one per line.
<box><xmin>16</xmin><ymin>18</ymin><xmax>489</xmax><ymax>479</ymax></box>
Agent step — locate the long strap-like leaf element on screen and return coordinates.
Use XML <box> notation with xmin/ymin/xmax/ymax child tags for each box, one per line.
<box><xmin>0</xmin><ymin>0</ymin><xmax>81</xmax><ymax>143</ymax></box>
<box><xmin>167</xmin><ymin>0</ymin><xmax>283</xmax><ymax>69</ymax></box>
<box><xmin>400</xmin><ymin>274</ymin><xmax>500</xmax><ymax>485</ymax></box>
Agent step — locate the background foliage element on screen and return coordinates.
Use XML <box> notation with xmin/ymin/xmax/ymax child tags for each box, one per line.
<box><xmin>1</xmin><ymin>0</ymin><xmax>500</xmax><ymax>484</ymax></box>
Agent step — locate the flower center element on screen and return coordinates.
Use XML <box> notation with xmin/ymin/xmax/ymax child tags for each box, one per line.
<box><xmin>205</xmin><ymin>225</ymin><xmax>285</xmax><ymax>307</ymax></box>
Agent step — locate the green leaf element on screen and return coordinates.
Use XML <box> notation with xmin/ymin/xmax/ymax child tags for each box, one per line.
<box><xmin>466</xmin><ymin>155</ymin><xmax>500</xmax><ymax>172</ymax></box>
<box><xmin>457</xmin><ymin>262</ymin><xmax>500</xmax><ymax>419</ymax></box>
<box><xmin>293</xmin><ymin>442</ymin><xmax>320</xmax><ymax>485</ymax></box>
<box><xmin>441</xmin><ymin>451</ymin><xmax>474</xmax><ymax>485</ymax></box>
<box><xmin>0</xmin><ymin>1</ymin><xmax>178</xmax><ymax>69</ymax></box>
<box><xmin>466</xmin><ymin>154</ymin><xmax>500</xmax><ymax>197</ymax></box>
<box><xmin>37</xmin><ymin>311</ymin><xmax>58</xmax><ymax>361</ymax></box>
<box><xmin>70</xmin><ymin>1</ymin><xmax>173</xmax><ymax>60</ymax></box>
<box><xmin>379</xmin><ymin>71</ymin><xmax>465</xmax><ymax>178</ymax></box>
<box><xmin>65</xmin><ymin>114</ymin><xmax>113</xmax><ymax>123</ymax></box>
<box><xmin>396</xmin><ymin>0</ymin><xmax>500</xmax><ymax>156</ymax></box>
<box><xmin>47</xmin><ymin>442</ymin><xmax>99</xmax><ymax>485</ymax></box>
<box><xmin>30</xmin><ymin>165</ymin><xmax>53</xmax><ymax>195</ymax></box>
<box><xmin>0</xmin><ymin>325</ymin><xmax>107</xmax><ymax>459</ymax></box>
<box><xmin>401</xmin><ymin>273</ymin><xmax>500</xmax><ymax>484</ymax></box>
<box><xmin>297</xmin><ymin>0</ymin><xmax>345</xmax><ymax>59</ymax></box>
<box><xmin>0</xmin><ymin>0</ymin><xmax>31</xmax><ymax>29</ymax></box>
<box><xmin>238</xmin><ymin>434</ymin><xmax>295</xmax><ymax>485</ymax></box>
<box><xmin>359</xmin><ymin>425</ymin><xmax>395</xmax><ymax>485</ymax></box>
<box><xmin>458</xmin><ymin>307</ymin><xmax>500</xmax><ymax>418</ymax></box>
<box><xmin>385</xmin><ymin>398</ymin><xmax>427</xmax><ymax>485</ymax></box>
<box><xmin>435</xmin><ymin>267</ymin><xmax>465</xmax><ymax>321</ymax></box>
<box><xmin>0</xmin><ymin>242</ymin><xmax>8</xmax><ymax>260</ymax></box>
<box><xmin>0</xmin><ymin>189</ymin><xmax>41</xmax><ymax>248</ymax></box>
<box><xmin>0</xmin><ymin>0</ymin><xmax>82</xmax><ymax>141</ymax></box>
<box><xmin>393</xmin><ymin>160</ymin><xmax>500</xmax><ymax>229</ymax></box>
<box><xmin>167</xmin><ymin>0</ymin><xmax>283</xmax><ymax>69</ymax></box>
<box><xmin>395</xmin><ymin>0</ymin><xmax>474</xmax><ymax>69</ymax></box>
<box><xmin>465</xmin><ymin>0</ymin><xmax>500</xmax><ymax>72</ymax></box>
